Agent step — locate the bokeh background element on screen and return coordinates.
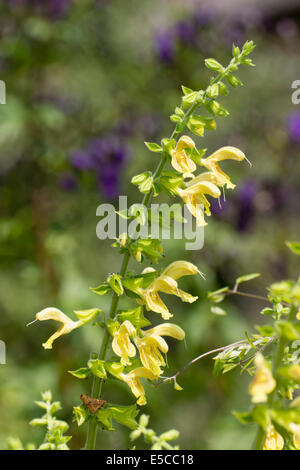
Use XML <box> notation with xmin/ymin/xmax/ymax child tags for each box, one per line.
<box><xmin>1</xmin><ymin>0</ymin><xmax>300</xmax><ymax>450</ymax></box>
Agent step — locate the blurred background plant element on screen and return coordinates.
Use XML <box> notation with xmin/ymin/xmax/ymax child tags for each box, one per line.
<box><xmin>0</xmin><ymin>0</ymin><xmax>300</xmax><ymax>450</ymax></box>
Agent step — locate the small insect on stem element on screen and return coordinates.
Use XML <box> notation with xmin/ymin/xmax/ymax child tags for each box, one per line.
<box><xmin>80</xmin><ymin>394</ymin><xmax>106</xmax><ymax>414</ymax></box>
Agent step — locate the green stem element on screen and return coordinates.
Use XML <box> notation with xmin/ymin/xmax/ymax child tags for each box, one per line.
<box><xmin>85</xmin><ymin>251</ymin><xmax>130</xmax><ymax>450</ymax></box>
<box><xmin>253</xmin><ymin>306</ymin><xmax>297</xmax><ymax>450</ymax></box>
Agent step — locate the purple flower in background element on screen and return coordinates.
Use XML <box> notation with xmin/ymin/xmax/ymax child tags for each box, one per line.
<box><xmin>174</xmin><ymin>20</ymin><xmax>196</xmax><ymax>45</ymax></box>
<box><xmin>194</xmin><ymin>8</ymin><xmax>215</xmax><ymax>27</ymax></box>
<box><xmin>276</xmin><ymin>18</ymin><xmax>298</xmax><ymax>42</ymax></box>
<box><xmin>236</xmin><ymin>180</ymin><xmax>256</xmax><ymax>232</ymax></box>
<box><xmin>59</xmin><ymin>172</ymin><xmax>77</xmax><ymax>191</ymax></box>
<box><xmin>223</xmin><ymin>19</ymin><xmax>246</xmax><ymax>48</ymax></box>
<box><xmin>8</xmin><ymin>0</ymin><xmax>71</xmax><ymax>19</ymax></box>
<box><xmin>70</xmin><ymin>136</ymin><xmax>130</xmax><ymax>199</ymax></box>
<box><xmin>286</xmin><ymin>112</ymin><xmax>300</xmax><ymax>143</ymax></box>
<box><xmin>89</xmin><ymin>137</ymin><xmax>130</xmax><ymax>198</ymax></box>
<box><xmin>155</xmin><ymin>30</ymin><xmax>175</xmax><ymax>64</ymax></box>
<box><xmin>70</xmin><ymin>150</ymin><xmax>94</xmax><ymax>170</ymax></box>
<box><xmin>211</xmin><ymin>196</ymin><xmax>230</xmax><ymax>218</ymax></box>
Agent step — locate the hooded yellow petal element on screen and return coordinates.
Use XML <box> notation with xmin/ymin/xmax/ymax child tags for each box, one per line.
<box><xmin>151</xmin><ymin>275</ymin><xmax>179</xmax><ymax>295</ymax></box>
<box><xmin>138</xmin><ymin>339</ymin><xmax>166</xmax><ymax>376</ymax></box>
<box><xmin>185</xmin><ymin>171</ymin><xmax>219</xmax><ymax>187</ymax></box>
<box><xmin>161</xmin><ymin>261</ymin><xmax>199</xmax><ymax>280</ymax></box>
<box><xmin>178</xmin><ymin>289</ymin><xmax>198</xmax><ymax>303</ymax></box>
<box><xmin>36</xmin><ymin>308</ymin><xmax>78</xmax><ymax>350</ymax></box>
<box><xmin>263</xmin><ymin>425</ymin><xmax>284</xmax><ymax>450</ymax></box>
<box><xmin>249</xmin><ymin>353</ymin><xmax>276</xmax><ymax>403</ymax></box>
<box><xmin>144</xmin><ymin>323</ymin><xmax>185</xmax><ymax>341</ymax></box>
<box><xmin>111</xmin><ymin>321</ymin><xmax>136</xmax><ymax>365</ymax></box>
<box><xmin>204</xmin><ymin>146</ymin><xmax>245</xmax><ymax>163</ymax></box>
<box><xmin>171</xmin><ymin>136</ymin><xmax>197</xmax><ymax>177</ymax></box>
<box><xmin>36</xmin><ymin>307</ymin><xmax>73</xmax><ymax>325</ymax></box>
<box><xmin>144</xmin><ymin>291</ymin><xmax>173</xmax><ymax>320</ymax></box>
<box><xmin>42</xmin><ymin>325</ymin><xmax>74</xmax><ymax>350</ymax></box>
<box><xmin>122</xmin><ymin>367</ymin><xmax>157</xmax><ymax>405</ymax></box>
<box><xmin>177</xmin><ymin>181</ymin><xmax>221</xmax><ymax>225</ymax></box>
<box><xmin>182</xmin><ymin>192</ymin><xmax>207</xmax><ymax>226</ymax></box>
<box><xmin>176</xmin><ymin>135</ymin><xmax>196</xmax><ymax>153</ymax></box>
<box><xmin>202</xmin><ymin>146</ymin><xmax>245</xmax><ymax>189</ymax></box>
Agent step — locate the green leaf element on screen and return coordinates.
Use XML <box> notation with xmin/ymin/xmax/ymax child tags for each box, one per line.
<box><xmin>90</xmin><ymin>283</ymin><xmax>111</xmax><ymax>296</ymax></box>
<box><xmin>252</xmin><ymin>405</ymin><xmax>269</xmax><ymax>430</ymax></box>
<box><xmin>109</xmin><ymin>404</ymin><xmax>139</xmax><ymax>430</ymax></box>
<box><xmin>286</xmin><ymin>241</ymin><xmax>300</xmax><ymax>255</ymax></box>
<box><xmin>117</xmin><ymin>306</ymin><xmax>151</xmax><ymax>329</ymax></box>
<box><xmin>159</xmin><ymin>171</ymin><xmax>184</xmax><ymax>196</ymax></box>
<box><xmin>207</xmin><ymin>286</ymin><xmax>229</xmax><ymax>303</ymax></box>
<box><xmin>161</xmin><ymin>138</ymin><xmax>176</xmax><ymax>153</ymax></box>
<box><xmin>225</xmin><ymin>73</ymin><xmax>243</xmax><ymax>87</ymax></box>
<box><xmin>232</xmin><ymin>44</ymin><xmax>240</xmax><ymax>59</ymax></box>
<box><xmin>88</xmin><ymin>359</ymin><xmax>107</xmax><ymax>380</ymax></box>
<box><xmin>135</xmin><ymin>238</ymin><xmax>163</xmax><ymax>264</ymax></box>
<box><xmin>218</xmin><ymin>81</ymin><xmax>228</xmax><ymax>96</ymax></box>
<box><xmin>182</xmin><ymin>91</ymin><xmax>198</xmax><ymax>105</ymax></box>
<box><xmin>138</xmin><ymin>175</ymin><xmax>153</xmax><ymax>194</ymax></box>
<box><xmin>204</xmin><ymin>58</ymin><xmax>224</xmax><ymax>72</ymax></box>
<box><xmin>181</xmin><ymin>85</ymin><xmax>193</xmax><ymax>95</ymax></box>
<box><xmin>207</xmin><ymin>83</ymin><xmax>219</xmax><ymax>98</ymax></box>
<box><xmin>242</xmin><ymin>40</ymin><xmax>256</xmax><ymax>56</ymax></box>
<box><xmin>175</xmin><ymin>107</ymin><xmax>184</xmax><ymax>117</ymax></box>
<box><xmin>206</xmin><ymin>100</ymin><xmax>229</xmax><ymax>117</ymax></box>
<box><xmin>222</xmin><ymin>363</ymin><xmax>238</xmax><ymax>373</ymax></box>
<box><xmin>107</xmin><ymin>273</ymin><xmax>124</xmax><ymax>296</ymax></box>
<box><xmin>235</xmin><ymin>273</ymin><xmax>261</xmax><ymax>286</ymax></box>
<box><xmin>73</xmin><ymin>405</ymin><xmax>88</xmax><ymax>427</ymax></box>
<box><xmin>254</xmin><ymin>324</ymin><xmax>276</xmax><ymax>337</ymax></box>
<box><xmin>131</xmin><ymin>171</ymin><xmax>151</xmax><ymax>185</ymax></box>
<box><xmin>105</xmin><ymin>360</ymin><xmax>125</xmax><ymax>379</ymax></box>
<box><xmin>188</xmin><ymin>115</ymin><xmax>216</xmax><ymax>131</ymax></box>
<box><xmin>68</xmin><ymin>367</ymin><xmax>91</xmax><ymax>379</ymax></box>
<box><xmin>271</xmin><ymin>408</ymin><xmax>300</xmax><ymax>430</ymax></box>
<box><xmin>170</xmin><ymin>114</ymin><xmax>182</xmax><ymax>123</ymax></box>
<box><xmin>277</xmin><ymin>364</ymin><xmax>300</xmax><ymax>383</ymax></box>
<box><xmin>275</xmin><ymin>321</ymin><xmax>300</xmax><ymax>341</ymax></box>
<box><xmin>211</xmin><ymin>306</ymin><xmax>226</xmax><ymax>316</ymax></box>
<box><xmin>213</xmin><ymin>358</ymin><xmax>223</xmax><ymax>377</ymax></box>
<box><xmin>29</xmin><ymin>418</ymin><xmax>48</xmax><ymax>427</ymax></box>
<box><xmin>96</xmin><ymin>408</ymin><xmax>114</xmax><ymax>431</ymax></box>
<box><xmin>260</xmin><ymin>307</ymin><xmax>274</xmax><ymax>316</ymax></box>
<box><xmin>232</xmin><ymin>410</ymin><xmax>254</xmax><ymax>425</ymax></box>
<box><xmin>160</xmin><ymin>430</ymin><xmax>179</xmax><ymax>441</ymax></box>
<box><xmin>144</xmin><ymin>142</ymin><xmax>162</xmax><ymax>152</ymax></box>
<box><xmin>174</xmin><ymin>380</ymin><xmax>183</xmax><ymax>391</ymax></box>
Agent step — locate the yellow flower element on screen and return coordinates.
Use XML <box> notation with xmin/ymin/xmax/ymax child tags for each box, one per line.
<box><xmin>263</xmin><ymin>425</ymin><xmax>284</xmax><ymax>450</ymax></box>
<box><xmin>177</xmin><ymin>179</ymin><xmax>221</xmax><ymax>226</ymax></box>
<box><xmin>170</xmin><ymin>135</ymin><xmax>197</xmax><ymax>177</ymax></box>
<box><xmin>290</xmin><ymin>423</ymin><xmax>300</xmax><ymax>450</ymax></box>
<box><xmin>137</xmin><ymin>323</ymin><xmax>185</xmax><ymax>376</ymax></box>
<box><xmin>35</xmin><ymin>307</ymin><xmax>100</xmax><ymax>349</ymax></box>
<box><xmin>112</xmin><ymin>320</ymin><xmax>137</xmax><ymax>366</ymax></box>
<box><xmin>296</xmin><ymin>309</ymin><xmax>300</xmax><ymax>321</ymax></box>
<box><xmin>249</xmin><ymin>353</ymin><xmax>276</xmax><ymax>403</ymax></box>
<box><xmin>120</xmin><ymin>367</ymin><xmax>157</xmax><ymax>406</ymax></box>
<box><xmin>201</xmin><ymin>146</ymin><xmax>245</xmax><ymax>189</ymax></box>
<box><xmin>137</xmin><ymin>261</ymin><xmax>200</xmax><ymax>320</ymax></box>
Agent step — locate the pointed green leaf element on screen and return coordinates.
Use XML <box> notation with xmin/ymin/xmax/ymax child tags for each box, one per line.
<box><xmin>286</xmin><ymin>241</ymin><xmax>300</xmax><ymax>255</ymax></box>
<box><xmin>236</xmin><ymin>273</ymin><xmax>261</xmax><ymax>286</ymax></box>
<box><xmin>68</xmin><ymin>367</ymin><xmax>91</xmax><ymax>379</ymax></box>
